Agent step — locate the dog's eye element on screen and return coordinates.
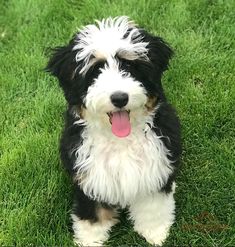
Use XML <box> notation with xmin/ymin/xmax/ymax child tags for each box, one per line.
<box><xmin>93</xmin><ymin>61</ymin><xmax>105</xmax><ymax>71</ymax></box>
<box><xmin>115</xmin><ymin>55</ymin><xmax>132</xmax><ymax>68</ymax></box>
<box><xmin>119</xmin><ymin>58</ymin><xmax>133</xmax><ymax>70</ymax></box>
<box><xmin>87</xmin><ymin>60</ymin><xmax>106</xmax><ymax>77</ymax></box>
<box><xmin>122</xmin><ymin>59</ymin><xmax>132</xmax><ymax>66</ymax></box>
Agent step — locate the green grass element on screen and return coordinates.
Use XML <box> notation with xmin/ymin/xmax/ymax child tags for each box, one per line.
<box><xmin>1</xmin><ymin>0</ymin><xmax>235</xmax><ymax>246</ymax></box>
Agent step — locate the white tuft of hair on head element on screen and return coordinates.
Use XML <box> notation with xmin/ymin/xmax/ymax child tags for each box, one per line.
<box><xmin>72</xmin><ymin>16</ymin><xmax>149</xmax><ymax>75</ymax></box>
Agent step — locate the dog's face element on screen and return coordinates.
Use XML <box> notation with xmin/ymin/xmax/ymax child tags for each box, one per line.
<box><xmin>46</xmin><ymin>16</ymin><xmax>173</xmax><ymax>137</ymax></box>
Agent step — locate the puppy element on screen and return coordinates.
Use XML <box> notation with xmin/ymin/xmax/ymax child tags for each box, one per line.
<box><xmin>46</xmin><ymin>16</ymin><xmax>181</xmax><ymax>246</ymax></box>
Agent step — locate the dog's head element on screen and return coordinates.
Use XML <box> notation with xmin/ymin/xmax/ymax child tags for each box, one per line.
<box><xmin>46</xmin><ymin>16</ymin><xmax>173</xmax><ymax>138</ymax></box>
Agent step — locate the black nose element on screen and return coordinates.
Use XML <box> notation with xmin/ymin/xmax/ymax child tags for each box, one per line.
<box><xmin>110</xmin><ymin>92</ymin><xmax>129</xmax><ymax>108</ymax></box>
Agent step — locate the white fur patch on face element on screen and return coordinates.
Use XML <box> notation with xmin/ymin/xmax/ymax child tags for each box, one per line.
<box><xmin>84</xmin><ymin>60</ymin><xmax>147</xmax><ymax>117</ymax></box>
<box><xmin>73</xmin><ymin>16</ymin><xmax>149</xmax><ymax>74</ymax></box>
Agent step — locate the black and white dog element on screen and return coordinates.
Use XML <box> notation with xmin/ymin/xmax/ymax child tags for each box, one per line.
<box><xmin>46</xmin><ymin>16</ymin><xmax>181</xmax><ymax>246</ymax></box>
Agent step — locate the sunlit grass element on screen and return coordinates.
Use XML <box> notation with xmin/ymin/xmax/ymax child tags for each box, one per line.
<box><xmin>1</xmin><ymin>0</ymin><xmax>234</xmax><ymax>245</ymax></box>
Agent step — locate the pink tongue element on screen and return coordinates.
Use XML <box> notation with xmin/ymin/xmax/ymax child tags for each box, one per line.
<box><xmin>111</xmin><ymin>111</ymin><xmax>131</xmax><ymax>138</ymax></box>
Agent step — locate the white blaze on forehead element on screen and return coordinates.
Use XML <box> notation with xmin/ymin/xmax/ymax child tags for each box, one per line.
<box><xmin>73</xmin><ymin>16</ymin><xmax>149</xmax><ymax>74</ymax></box>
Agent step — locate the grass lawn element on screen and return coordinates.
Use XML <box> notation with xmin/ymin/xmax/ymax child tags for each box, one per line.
<box><xmin>1</xmin><ymin>0</ymin><xmax>235</xmax><ymax>246</ymax></box>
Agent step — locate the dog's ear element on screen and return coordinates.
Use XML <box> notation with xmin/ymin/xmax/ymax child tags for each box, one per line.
<box><xmin>45</xmin><ymin>39</ymin><xmax>86</xmax><ymax>105</ymax></box>
<box><xmin>148</xmin><ymin>36</ymin><xmax>173</xmax><ymax>73</ymax></box>
<box><xmin>45</xmin><ymin>40</ymin><xmax>78</xmax><ymax>84</ymax></box>
<box><xmin>140</xmin><ymin>30</ymin><xmax>173</xmax><ymax>75</ymax></box>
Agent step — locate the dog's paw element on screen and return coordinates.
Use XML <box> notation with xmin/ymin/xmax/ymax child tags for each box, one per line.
<box><xmin>72</xmin><ymin>214</ymin><xmax>113</xmax><ymax>247</ymax></box>
<box><xmin>136</xmin><ymin>225</ymin><xmax>170</xmax><ymax>246</ymax></box>
<box><xmin>74</xmin><ymin>237</ymin><xmax>105</xmax><ymax>246</ymax></box>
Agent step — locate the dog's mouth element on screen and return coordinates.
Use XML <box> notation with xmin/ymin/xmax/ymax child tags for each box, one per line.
<box><xmin>107</xmin><ymin>110</ymin><xmax>131</xmax><ymax>138</ymax></box>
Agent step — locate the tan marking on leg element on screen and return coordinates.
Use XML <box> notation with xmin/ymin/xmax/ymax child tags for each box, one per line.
<box><xmin>96</xmin><ymin>206</ymin><xmax>119</xmax><ymax>225</ymax></box>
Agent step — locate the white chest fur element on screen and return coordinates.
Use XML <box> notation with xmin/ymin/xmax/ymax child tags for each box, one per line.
<box><xmin>74</xmin><ymin>123</ymin><xmax>172</xmax><ymax>208</ymax></box>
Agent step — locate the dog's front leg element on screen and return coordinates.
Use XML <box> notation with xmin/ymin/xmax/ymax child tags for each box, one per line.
<box><xmin>129</xmin><ymin>186</ymin><xmax>175</xmax><ymax>246</ymax></box>
<box><xmin>71</xmin><ymin>186</ymin><xmax>118</xmax><ymax>246</ymax></box>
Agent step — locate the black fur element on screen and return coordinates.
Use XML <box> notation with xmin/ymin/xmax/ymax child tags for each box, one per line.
<box><xmin>46</xmin><ymin>40</ymin><xmax>105</xmax><ymax>106</ymax></box>
<box><xmin>46</xmin><ymin>25</ymin><xmax>181</xmax><ymax>224</ymax></box>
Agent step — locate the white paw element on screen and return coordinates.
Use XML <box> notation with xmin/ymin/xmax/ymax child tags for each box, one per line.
<box><xmin>74</xmin><ymin>237</ymin><xmax>105</xmax><ymax>246</ymax></box>
<box><xmin>71</xmin><ymin>214</ymin><xmax>114</xmax><ymax>246</ymax></box>
<box><xmin>136</xmin><ymin>225</ymin><xmax>170</xmax><ymax>246</ymax></box>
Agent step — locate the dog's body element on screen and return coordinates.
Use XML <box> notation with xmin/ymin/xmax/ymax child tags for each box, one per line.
<box><xmin>46</xmin><ymin>16</ymin><xmax>181</xmax><ymax>246</ymax></box>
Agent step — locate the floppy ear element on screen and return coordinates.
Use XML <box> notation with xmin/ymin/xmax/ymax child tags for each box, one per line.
<box><xmin>45</xmin><ymin>41</ymin><xmax>78</xmax><ymax>84</ymax></box>
<box><xmin>45</xmin><ymin>39</ymin><xmax>86</xmax><ymax>105</ymax></box>
<box><xmin>140</xmin><ymin>30</ymin><xmax>173</xmax><ymax>75</ymax></box>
